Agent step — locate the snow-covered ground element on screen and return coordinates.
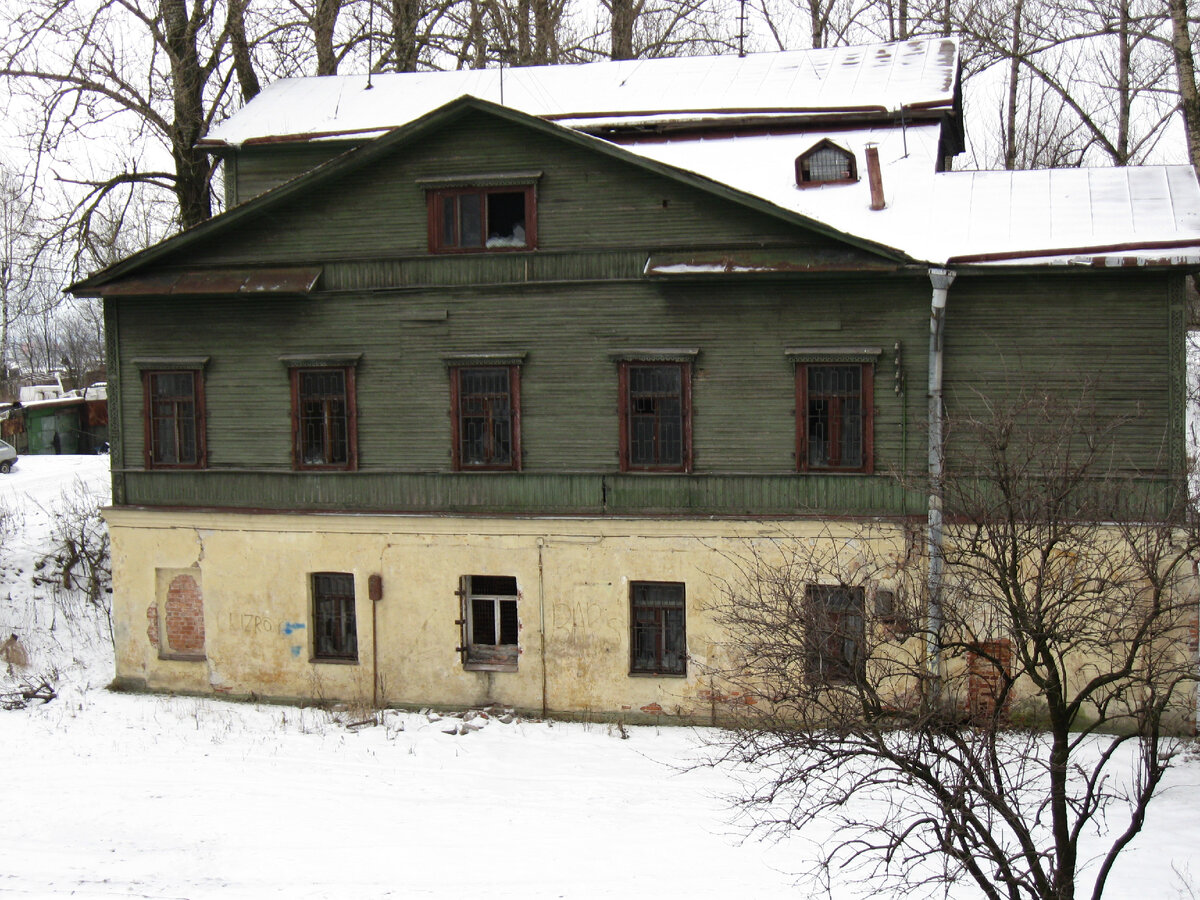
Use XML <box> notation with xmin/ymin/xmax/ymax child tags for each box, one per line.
<box><xmin>0</xmin><ymin>456</ymin><xmax>1196</xmax><ymax>899</ymax></box>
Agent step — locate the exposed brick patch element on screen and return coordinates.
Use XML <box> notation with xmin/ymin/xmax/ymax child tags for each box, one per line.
<box><xmin>164</xmin><ymin>574</ymin><xmax>205</xmax><ymax>657</ymax></box>
<box><xmin>966</xmin><ymin>640</ymin><xmax>1012</xmax><ymax>725</ymax></box>
<box><xmin>146</xmin><ymin>604</ymin><xmax>159</xmax><ymax>648</ymax></box>
<box><xmin>640</xmin><ymin>702</ymin><xmax>663</xmax><ymax>714</ymax></box>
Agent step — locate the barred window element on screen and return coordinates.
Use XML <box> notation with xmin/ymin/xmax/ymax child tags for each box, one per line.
<box><xmin>620</xmin><ymin>362</ymin><xmax>690</xmax><ymax>472</ymax></box>
<box><xmin>804</xmin><ymin>584</ymin><xmax>864</xmax><ymax>683</ymax></box>
<box><xmin>798</xmin><ymin>363</ymin><xmax>872</xmax><ymax>472</ymax></box>
<box><xmin>144</xmin><ymin>370</ymin><xmax>204</xmax><ymax>468</ymax></box>
<box><xmin>796</xmin><ymin>141</ymin><xmax>857</xmax><ymax>185</ymax></box>
<box><xmin>312</xmin><ymin>572</ymin><xmax>357</xmax><ymax>661</ymax></box>
<box><xmin>291</xmin><ymin>367</ymin><xmax>356</xmax><ymax>470</ymax></box>
<box><xmin>630</xmin><ymin>581</ymin><xmax>686</xmax><ymax>676</ymax></box>
<box><xmin>451</xmin><ymin>366</ymin><xmax>520</xmax><ymax>470</ymax></box>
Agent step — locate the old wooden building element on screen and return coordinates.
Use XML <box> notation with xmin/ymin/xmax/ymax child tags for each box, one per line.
<box><xmin>71</xmin><ymin>39</ymin><xmax>1197</xmax><ymax>719</ymax></box>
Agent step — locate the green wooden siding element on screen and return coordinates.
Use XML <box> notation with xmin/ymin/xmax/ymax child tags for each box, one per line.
<box><xmin>232</xmin><ymin>143</ymin><xmax>354</xmax><ymax>203</ymax></box>
<box><xmin>109</xmin><ymin>269</ymin><xmax>1178</xmax><ymax>516</ymax></box>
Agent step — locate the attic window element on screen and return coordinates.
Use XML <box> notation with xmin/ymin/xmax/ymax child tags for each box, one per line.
<box><xmin>796</xmin><ymin>141</ymin><xmax>857</xmax><ymax>187</ymax></box>
<box><xmin>428</xmin><ymin>185</ymin><xmax>537</xmax><ymax>252</ymax></box>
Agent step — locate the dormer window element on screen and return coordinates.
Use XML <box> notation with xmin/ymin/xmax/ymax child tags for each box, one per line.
<box><xmin>421</xmin><ymin>172</ymin><xmax>540</xmax><ymax>253</ymax></box>
<box><xmin>795</xmin><ymin>141</ymin><xmax>857</xmax><ymax>187</ymax></box>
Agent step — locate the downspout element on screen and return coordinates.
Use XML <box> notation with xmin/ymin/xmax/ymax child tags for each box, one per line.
<box><xmin>926</xmin><ymin>267</ymin><xmax>956</xmax><ymax>714</ymax></box>
<box><xmin>537</xmin><ymin>537</ymin><xmax>548</xmax><ymax>718</ymax></box>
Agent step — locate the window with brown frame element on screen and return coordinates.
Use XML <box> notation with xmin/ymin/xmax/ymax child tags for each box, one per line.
<box><xmin>312</xmin><ymin>572</ymin><xmax>358</xmax><ymax>662</ymax></box>
<box><xmin>459</xmin><ymin>575</ymin><xmax>519</xmax><ymax>671</ymax></box>
<box><xmin>290</xmin><ymin>366</ymin><xmax>356</xmax><ymax>470</ymax></box>
<box><xmin>429</xmin><ymin>186</ymin><xmax>535</xmax><ymax>252</ymax></box>
<box><xmin>797</xmin><ymin>363</ymin><xmax>873</xmax><ymax>473</ymax></box>
<box><xmin>630</xmin><ymin>581</ymin><xmax>686</xmax><ymax>676</ymax></box>
<box><xmin>144</xmin><ymin>370</ymin><xmax>205</xmax><ymax>468</ymax></box>
<box><xmin>804</xmin><ymin>584</ymin><xmax>864</xmax><ymax>683</ymax></box>
<box><xmin>619</xmin><ymin>361</ymin><xmax>691</xmax><ymax>472</ymax></box>
<box><xmin>795</xmin><ymin>140</ymin><xmax>857</xmax><ymax>186</ymax></box>
<box><xmin>450</xmin><ymin>365</ymin><xmax>521</xmax><ymax>470</ymax></box>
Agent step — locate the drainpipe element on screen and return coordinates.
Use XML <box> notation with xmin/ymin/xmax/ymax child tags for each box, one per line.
<box><xmin>927</xmin><ymin>267</ymin><xmax>956</xmax><ymax>715</ymax></box>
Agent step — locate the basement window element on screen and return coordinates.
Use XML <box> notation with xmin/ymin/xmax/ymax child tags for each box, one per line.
<box><xmin>795</xmin><ymin>140</ymin><xmax>857</xmax><ymax>187</ymax></box>
<box><xmin>630</xmin><ymin>581</ymin><xmax>686</xmax><ymax>676</ymax></box>
<box><xmin>460</xmin><ymin>575</ymin><xmax>519</xmax><ymax>671</ymax></box>
<box><xmin>312</xmin><ymin>572</ymin><xmax>358</xmax><ymax>662</ymax></box>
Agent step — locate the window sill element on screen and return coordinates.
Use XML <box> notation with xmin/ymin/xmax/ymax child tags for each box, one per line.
<box><xmin>628</xmin><ymin>670</ymin><xmax>687</xmax><ymax>679</ymax></box>
<box><xmin>310</xmin><ymin>656</ymin><xmax>359</xmax><ymax>665</ymax></box>
<box><xmin>463</xmin><ymin>662</ymin><xmax>518</xmax><ymax>673</ymax></box>
<box><xmin>158</xmin><ymin>652</ymin><xmax>206</xmax><ymax>663</ymax></box>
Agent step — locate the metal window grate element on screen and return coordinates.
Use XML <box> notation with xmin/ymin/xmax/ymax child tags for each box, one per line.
<box><xmin>458</xmin><ymin>367</ymin><xmax>513</xmax><ymax>466</ymax></box>
<box><xmin>297</xmin><ymin>369</ymin><xmax>349</xmax><ymax>466</ymax></box>
<box><xmin>806</xmin><ymin>364</ymin><xmax>863</xmax><ymax>468</ymax></box>
<box><xmin>630</xmin><ymin>582</ymin><xmax>686</xmax><ymax>675</ymax></box>
<box><xmin>627</xmin><ymin>364</ymin><xmax>683</xmax><ymax>467</ymax></box>
<box><xmin>313</xmin><ymin>572</ymin><xmax>357</xmax><ymax>660</ymax></box>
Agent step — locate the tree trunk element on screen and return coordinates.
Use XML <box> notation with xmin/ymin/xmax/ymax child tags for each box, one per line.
<box><xmin>610</xmin><ymin>0</ymin><xmax>634</xmax><ymax>59</ymax></box>
<box><xmin>1169</xmin><ymin>0</ymin><xmax>1200</xmax><ymax>172</ymax></box>
<box><xmin>1003</xmin><ymin>0</ymin><xmax>1024</xmax><ymax>170</ymax></box>
<box><xmin>313</xmin><ymin>0</ymin><xmax>343</xmax><ymax>75</ymax></box>
<box><xmin>160</xmin><ymin>0</ymin><xmax>214</xmax><ymax>229</ymax></box>
<box><xmin>228</xmin><ymin>0</ymin><xmax>261</xmax><ymax>102</ymax></box>
<box><xmin>390</xmin><ymin>0</ymin><xmax>421</xmax><ymax>71</ymax></box>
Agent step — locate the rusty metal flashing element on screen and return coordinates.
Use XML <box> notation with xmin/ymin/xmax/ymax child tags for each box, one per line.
<box><xmin>93</xmin><ymin>266</ymin><xmax>323</xmax><ymax>298</ymax></box>
<box><xmin>644</xmin><ymin>251</ymin><xmax>899</xmax><ymax>276</ymax></box>
<box><xmin>947</xmin><ymin>240</ymin><xmax>1200</xmax><ymax>265</ymax></box>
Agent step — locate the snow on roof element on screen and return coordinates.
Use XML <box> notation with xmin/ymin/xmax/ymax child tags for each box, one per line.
<box><xmin>620</xmin><ymin>128</ymin><xmax>1200</xmax><ymax>264</ymax></box>
<box><xmin>204</xmin><ymin>39</ymin><xmax>958</xmax><ymax>147</ymax></box>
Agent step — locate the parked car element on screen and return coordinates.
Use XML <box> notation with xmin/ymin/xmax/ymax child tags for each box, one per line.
<box><xmin>0</xmin><ymin>439</ymin><xmax>18</xmax><ymax>473</ymax></box>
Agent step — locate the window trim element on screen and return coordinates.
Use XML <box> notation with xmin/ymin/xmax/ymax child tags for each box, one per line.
<box><xmin>311</xmin><ymin>571</ymin><xmax>358</xmax><ymax>663</ymax></box>
<box><xmin>141</xmin><ymin>367</ymin><xmax>207</xmax><ymax>470</ymax></box>
<box><xmin>459</xmin><ymin>575</ymin><xmax>519</xmax><ymax>672</ymax></box>
<box><xmin>426</xmin><ymin>183</ymin><xmax>538</xmax><ymax>254</ymax></box>
<box><xmin>448</xmin><ymin>362</ymin><xmax>522</xmax><ymax>472</ymax></box>
<box><xmin>618</xmin><ymin>359</ymin><xmax>693</xmax><ymax>473</ymax></box>
<box><xmin>629</xmin><ymin>581</ymin><xmax>687</xmax><ymax>677</ymax></box>
<box><xmin>287</xmin><ymin>363</ymin><xmax>358</xmax><ymax>471</ymax></box>
<box><xmin>789</xmin><ymin>349</ymin><xmax>878</xmax><ymax>474</ymax></box>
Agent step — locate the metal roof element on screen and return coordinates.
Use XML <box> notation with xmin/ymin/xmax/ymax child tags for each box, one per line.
<box><xmin>203</xmin><ymin>39</ymin><xmax>959</xmax><ymax>147</ymax></box>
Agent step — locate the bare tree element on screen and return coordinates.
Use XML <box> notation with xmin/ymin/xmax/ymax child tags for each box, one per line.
<box><xmin>705</xmin><ymin>393</ymin><xmax>1197</xmax><ymax>900</ymax></box>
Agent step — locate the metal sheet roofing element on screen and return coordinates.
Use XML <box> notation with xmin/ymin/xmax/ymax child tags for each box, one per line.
<box><xmin>203</xmin><ymin>38</ymin><xmax>959</xmax><ymax>147</ymax></box>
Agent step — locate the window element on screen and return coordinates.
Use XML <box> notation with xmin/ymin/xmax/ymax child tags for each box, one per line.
<box><xmin>619</xmin><ymin>361</ymin><xmax>691</xmax><ymax>472</ymax></box>
<box><xmin>630</xmin><ymin>582</ymin><xmax>686</xmax><ymax>676</ymax></box>
<box><xmin>290</xmin><ymin>366</ymin><xmax>356</xmax><ymax>470</ymax></box>
<box><xmin>460</xmin><ymin>575</ymin><xmax>519</xmax><ymax>670</ymax></box>
<box><xmin>451</xmin><ymin>365</ymin><xmax>521</xmax><ymax>470</ymax></box>
<box><xmin>805</xmin><ymin>584</ymin><xmax>864</xmax><ymax>683</ymax></box>
<box><xmin>312</xmin><ymin>572</ymin><xmax>357</xmax><ymax>661</ymax></box>
<box><xmin>429</xmin><ymin>186</ymin><xmax>536</xmax><ymax>252</ymax></box>
<box><xmin>797</xmin><ymin>363</ymin><xmax>873</xmax><ymax>472</ymax></box>
<box><xmin>144</xmin><ymin>369</ymin><xmax>205</xmax><ymax>468</ymax></box>
<box><xmin>795</xmin><ymin>140</ymin><xmax>857</xmax><ymax>186</ymax></box>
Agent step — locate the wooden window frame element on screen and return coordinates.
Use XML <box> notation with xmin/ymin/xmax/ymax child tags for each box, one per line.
<box><xmin>311</xmin><ymin>571</ymin><xmax>358</xmax><ymax>662</ymax></box>
<box><xmin>618</xmin><ymin>360</ymin><xmax>692</xmax><ymax>473</ymax></box>
<box><xmin>142</xmin><ymin>369</ymin><xmax>207</xmax><ymax>469</ymax></box>
<box><xmin>795</xmin><ymin>139</ymin><xmax>858</xmax><ymax>188</ymax></box>
<box><xmin>459</xmin><ymin>575</ymin><xmax>519</xmax><ymax>672</ymax></box>
<box><xmin>804</xmin><ymin>584</ymin><xmax>865</xmax><ymax>684</ymax></box>
<box><xmin>629</xmin><ymin>581</ymin><xmax>686</xmax><ymax>677</ymax></box>
<box><xmin>427</xmin><ymin>184</ymin><xmax>537</xmax><ymax>254</ymax></box>
<box><xmin>450</xmin><ymin>364</ymin><xmax>522</xmax><ymax>472</ymax></box>
<box><xmin>796</xmin><ymin>362</ymin><xmax>874</xmax><ymax>474</ymax></box>
<box><xmin>289</xmin><ymin>365</ymin><xmax>358</xmax><ymax>471</ymax></box>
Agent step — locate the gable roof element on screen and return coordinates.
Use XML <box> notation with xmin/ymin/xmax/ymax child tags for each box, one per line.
<box><xmin>71</xmin><ymin>96</ymin><xmax>910</xmax><ymax>294</ymax></box>
<box><xmin>201</xmin><ymin>39</ymin><xmax>959</xmax><ymax>147</ymax></box>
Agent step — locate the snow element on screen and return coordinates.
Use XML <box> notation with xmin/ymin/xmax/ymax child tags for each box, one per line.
<box><xmin>204</xmin><ymin>39</ymin><xmax>958</xmax><ymax>148</ymax></box>
<box><xmin>0</xmin><ymin>456</ymin><xmax>1197</xmax><ymax>898</ymax></box>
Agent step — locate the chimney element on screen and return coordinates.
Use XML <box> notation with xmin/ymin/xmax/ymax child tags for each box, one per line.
<box><xmin>865</xmin><ymin>144</ymin><xmax>886</xmax><ymax>211</ymax></box>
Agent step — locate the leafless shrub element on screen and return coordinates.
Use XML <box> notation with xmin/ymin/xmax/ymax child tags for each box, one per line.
<box><xmin>34</xmin><ymin>481</ymin><xmax>112</xmax><ymax>646</ymax></box>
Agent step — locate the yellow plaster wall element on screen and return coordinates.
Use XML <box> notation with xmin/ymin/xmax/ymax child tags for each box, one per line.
<box><xmin>105</xmin><ymin>508</ymin><xmax>907</xmax><ymax>718</ymax></box>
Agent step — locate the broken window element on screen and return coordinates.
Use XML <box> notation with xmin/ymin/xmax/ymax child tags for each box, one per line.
<box><xmin>290</xmin><ymin>366</ymin><xmax>356</xmax><ymax>470</ymax></box>
<box><xmin>619</xmin><ymin>361</ymin><xmax>691</xmax><ymax>472</ymax></box>
<box><xmin>798</xmin><ymin>363</ymin><xmax>873</xmax><ymax>472</ymax></box>
<box><xmin>630</xmin><ymin>581</ymin><xmax>686</xmax><ymax>676</ymax></box>
<box><xmin>144</xmin><ymin>370</ymin><xmax>205</xmax><ymax>468</ymax></box>
<box><xmin>312</xmin><ymin>572</ymin><xmax>358</xmax><ymax>661</ymax></box>
<box><xmin>451</xmin><ymin>365</ymin><xmax>520</xmax><ymax>470</ymax></box>
<box><xmin>795</xmin><ymin>140</ymin><xmax>857</xmax><ymax>186</ymax></box>
<box><xmin>804</xmin><ymin>584</ymin><xmax>864</xmax><ymax>683</ymax></box>
<box><xmin>461</xmin><ymin>575</ymin><xmax>519</xmax><ymax>670</ymax></box>
<box><xmin>430</xmin><ymin>186</ymin><xmax>535</xmax><ymax>252</ymax></box>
